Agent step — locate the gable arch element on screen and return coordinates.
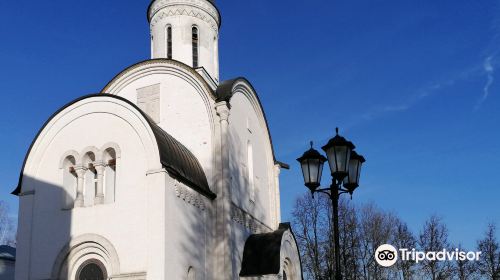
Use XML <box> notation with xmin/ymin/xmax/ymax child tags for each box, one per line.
<box><xmin>12</xmin><ymin>94</ymin><xmax>214</xmax><ymax>198</ymax></box>
<box><xmin>216</xmin><ymin>78</ymin><xmax>278</xmax><ymax>167</ymax></box>
<box><xmin>100</xmin><ymin>59</ymin><xmax>216</xmax><ymax>135</ymax></box>
<box><xmin>12</xmin><ymin>94</ymin><xmax>163</xmax><ymax>195</ymax></box>
<box><xmin>101</xmin><ymin>59</ymin><xmax>217</xmax><ymax>185</ymax></box>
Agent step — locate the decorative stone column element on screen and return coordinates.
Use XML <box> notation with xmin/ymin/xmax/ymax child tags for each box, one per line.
<box><xmin>273</xmin><ymin>164</ymin><xmax>282</xmax><ymax>228</ymax></box>
<box><xmin>214</xmin><ymin>101</ymin><xmax>232</xmax><ymax>279</ymax></box>
<box><xmin>94</xmin><ymin>161</ymin><xmax>105</xmax><ymax>205</ymax></box>
<box><xmin>74</xmin><ymin>165</ymin><xmax>86</xmax><ymax>207</ymax></box>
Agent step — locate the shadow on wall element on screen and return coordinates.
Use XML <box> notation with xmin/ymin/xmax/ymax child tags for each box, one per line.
<box><xmin>15</xmin><ymin>176</ymin><xmax>122</xmax><ymax>279</ymax></box>
<box><xmin>227</xmin><ymin>130</ymin><xmax>272</xmax><ymax>279</ymax></box>
<box><xmin>0</xmin><ymin>245</ymin><xmax>16</xmax><ymax>280</ymax></box>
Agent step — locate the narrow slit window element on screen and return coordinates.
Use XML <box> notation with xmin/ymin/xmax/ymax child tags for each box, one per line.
<box><xmin>247</xmin><ymin>141</ymin><xmax>255</xmax><ymax>202</ymax></box>
<box><xmin>192</xmin><ymin>26</ymin><xmax>199</xmax><ymax>68</ymax></box>
<box><xmin>167</xmin><ymin>26</ymin><xmax>172</xmax><ymax>59</ymax></box>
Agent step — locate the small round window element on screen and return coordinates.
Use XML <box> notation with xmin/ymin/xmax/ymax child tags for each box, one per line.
<box><xmin>76</xmin><ymin>259</ymin><xmax>107</xmax><ymax>280</ymax></box>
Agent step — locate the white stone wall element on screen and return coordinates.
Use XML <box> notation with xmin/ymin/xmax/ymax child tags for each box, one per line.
<box><xmin>149</xmin><ymin>0</ymin><xmax>220</xmax><ymax>83</ymax></box>
<box><xmin>15</xmin><ymin>97</ymin><xmax>162</xmax><ymax>279</ymax></box>
<box><xmin>103</xmin><ymin>61</ymin><xmax>216</xmax><ymax>189</ymax></box>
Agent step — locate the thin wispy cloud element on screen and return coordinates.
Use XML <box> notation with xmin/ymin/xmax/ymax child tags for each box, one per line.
<box><xmin>474</xmin><ymin>56</ymin><xmax>495</xmax><ymax>110</ymax></box>
<box><xmin>345</xmin><ymin>64</ymin><xmax>482</xmax><ymax>130</ymax></box>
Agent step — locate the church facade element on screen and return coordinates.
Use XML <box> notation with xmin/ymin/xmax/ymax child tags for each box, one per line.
<box><xmin>12</xmin><ymin>0</ymin><xmax>303</xmax><ymax>279</ymax></box>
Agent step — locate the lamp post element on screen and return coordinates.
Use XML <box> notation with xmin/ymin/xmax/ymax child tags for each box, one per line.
<box><xmin>297</xmin><ymin>128</ymin><xmax>365</xmax><ymax>280</ymax></box>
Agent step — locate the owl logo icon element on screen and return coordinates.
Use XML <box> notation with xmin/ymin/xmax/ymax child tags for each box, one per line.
<box><xmin>375</xmin><ymin>244</ymin><xmax>398</xmax><ymax>267</ymax></box>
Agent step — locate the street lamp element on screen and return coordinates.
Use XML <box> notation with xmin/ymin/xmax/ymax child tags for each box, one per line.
<box><xmin>297</xmin><ymin>128</ymin><xmax>366</xmax><ymax>280</ymax></box>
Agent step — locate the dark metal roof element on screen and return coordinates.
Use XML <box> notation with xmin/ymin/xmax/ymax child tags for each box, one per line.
<box><xmin>0</xmin><ymin>245</ymin><xmax>16</xmax><ymax>261</ymax></box>
<box><xmin>216</xmin><ymin>78</ymin><xmax>289</xmax><ymax>169</ymax></box>
<box><xmin>149</xmin><ymin>118</ymin><xmax>215</xmax><ymax>199</ymax></box>
<box><xmin>12</xmin><ymin>94</ymin><xmax>215</xmax><ymax>200</ymax></box>
<box><xmin>239</xmin><ymin>223</ymin><xmax>303</xmax><ymax>278</ymax></box>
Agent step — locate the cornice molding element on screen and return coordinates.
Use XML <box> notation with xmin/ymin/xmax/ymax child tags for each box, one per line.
<box><xmin>151</xmin><ymin>5</ymin><xmax>219</xmax><ymax>32</ymax></box>
<box><xmin>231</xmin><ymin>203</ymin><xmax>272</xmax><ymax>234</ymax></box>
<box><xmin>149</xmin><ymin>0</ymin><xmax>219</xmax><ymax>22</ymax></box>
<box><xmin>174</xmin><ymin>181</ymin><xmax>206</xmax><ymax>211</ymax></box>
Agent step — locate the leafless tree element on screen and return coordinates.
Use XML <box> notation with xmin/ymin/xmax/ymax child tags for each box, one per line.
<box><xmin>292</xmin><ymin>193</ymin><xmax>330</xmax><ymax>279</ymax></box>
<box><xmin>0</xmin><ymin>200</ymin><xmax>16</xmax><ymax>246</ymax></box>
<box><xmin>338</xmin><ymin>198</ymin><xmax>360</xmax><ymax>280</ymax></box>
<box><xmin>418</xmin><ymin>215</ymin><xmax>453</xmax><ymax>280</ymax></box>
<box><xmin>291</xmin><ymin>195</ymin><xmax>498</xmax><ymax>280</ymax></box>
<box><xmin>394</xmin><ymin>220</ymin><xmax>417</xmax><ymax>280</ymax></box>
<box><xmin>476</xmin><ymin>224</ymin><xmax>500</xmax><ymax>280</ymax></box>
<box><xmin>453</xmin><ymin>244</ymin><xmax>479</xmax><ymax>280</ymax></box>
<box><xmin>357</xmin><ymin>203</ymin><xmax>399</xmax><ymax>280</ymax></box>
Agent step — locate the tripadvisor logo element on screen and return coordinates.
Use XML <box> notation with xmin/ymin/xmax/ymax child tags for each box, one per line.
<box><xmin>375</xmin><ymin>244</ymin><xmax>398</xmax><ymax>267</ymax></box>
<box><xmin>375</xmin><ymin>244</ymin><xmax>482</xmax><ymax>267</ymax></box>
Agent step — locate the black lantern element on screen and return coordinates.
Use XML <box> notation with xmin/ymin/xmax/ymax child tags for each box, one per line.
<box><xmin>297</xmin><ymin>128</ymin><xmax>365</xmax><ymax>280</ymax></box>
<box><xmin>343</xmin><ymin>151</ymin><xmax>366</xmax><ymax>193</ymax></box>
<box><xmin>297</xmin><ymin>142</ymin><xmax>327</xmax><ymax>193</ymax></box>
<box><xmin>322</xmin><ymin>128</ymin><xmax>355</xmax><ymax>181</ymax></box>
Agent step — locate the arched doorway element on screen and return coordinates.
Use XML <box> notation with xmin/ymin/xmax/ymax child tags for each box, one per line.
<box><xmin>76</xmin><ymin>259</ymin><xmax>108</xmax><ymax>280</ymax></box>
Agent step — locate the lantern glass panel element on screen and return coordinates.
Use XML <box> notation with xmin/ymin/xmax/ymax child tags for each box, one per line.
<box><xmin>346</xmin><ymin>158</ymin><xmax>360</xmax><ymax>185</ymax></box>
<box><xmin>326</xmin><ymin>145</ymin><xmax>351</xmax><ymax>175</ymax></box>
<box><xmin>300</xmin><ymin>161</ymin><xmax>311</xmax><ymax>184</ymax></box>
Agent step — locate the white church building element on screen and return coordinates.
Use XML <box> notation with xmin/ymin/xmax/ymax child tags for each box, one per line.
<box><xmin>12</xmin><ymin>0</ymin><xmax>303</xmax><ymax>279</ymax></box>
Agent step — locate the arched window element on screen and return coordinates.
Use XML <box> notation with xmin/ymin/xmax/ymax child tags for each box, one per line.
<box><xmin>83</xmin><ymin>152</ymin><xmax>97</xmax><ymax>207</ymax></box>
<box><xmin>247</xmin><ymin>141</ymin><xmax>255</xmax><ymax>202</ymax></box>
<box><xmin>62</xmin><ymin>156</ymin><xmax>77</xmax><ymax>209</ymax></box>
<box><xmin>76</xmin><ymin>259</ymin><xmax>107</xmax><ymax>280</ymax></box>
<box><xmin>192</xmin><ymin>26</ymin><xmax>199</xmax><ymax>68</ymax></box>
<box><xmin>187</xmin><ymin>267</ymin><xmax>196</xmax><ymax>280</ymax></box>
<box><xmin>103</xmin><ymin>148</ymin><xmax>117</xmax><ymax>204</ymax></box>
<box><xmin>166</xmin><ymin>25</ymin><xmax>172</xmax><ymax>59</ymax></box>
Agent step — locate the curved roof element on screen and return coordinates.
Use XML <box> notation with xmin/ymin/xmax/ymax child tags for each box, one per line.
<box><xmin>101</xmin><ymin>59</ymin><xmax>288</xmax><ymax>169</ymax></box>
<box><xmin>0</xmin><ymin>245</ymin><xmax>16</xmax><ymax>261</ymax></box>
<box><xmin>12</xmin><ymin>94</ymin><xmax>215</xmax><ymax>200</ymax></box>
<box><xmin>239</xmin><ymin>223</ymin><xmax>302</xmax><ymax>277</ymax></box>
<box><xmin>101</xmin><ymin>59</ymin><xmax>216</xmax><ymax>100</ymax></box>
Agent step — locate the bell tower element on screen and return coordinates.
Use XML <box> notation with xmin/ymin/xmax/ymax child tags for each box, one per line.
<box><xmin>148</xmin><ymin>0</ymin><xmax>221</xmax><ymax>83</ymax></box>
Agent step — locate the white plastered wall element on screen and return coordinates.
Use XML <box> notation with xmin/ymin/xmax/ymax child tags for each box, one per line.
<box><xmin>149</xmin><ymin>0</ymin><xmax>220</xmax><ymax>82</ymax></box>
<box><xmin>15</xmin><ymin>97</ymin><xmax>164</xmax><ymax>279</ymax></box>
<box><xmin>102</xmin><ymin>61</ymin><xmax>216</xmax><ymax>188</ymax></box>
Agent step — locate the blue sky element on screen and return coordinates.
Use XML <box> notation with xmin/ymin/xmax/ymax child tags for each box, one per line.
<box><xmin>1</xmin><ymin>0</ymin><xmax>499</xmax><ymax>249</ymax></box>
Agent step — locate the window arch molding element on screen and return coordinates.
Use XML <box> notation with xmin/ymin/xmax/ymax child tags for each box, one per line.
<box><xmin>60</xmin><ymin>153</ymin><xmax>78</xmax><ymax>209</ymax></box>
<box><xmin>51</xmin><ymin>233</ymin><xmax>120</xmax><ymax>280</ymax></box>
<box><xmin>100</xmin><ymin>142</ymin><xmax>121</xmax><ymax>160</ymax></box>
<box><xmin>76</xmin><ymin>259</ymin><xmax>108</xmax><ymax>280</ymax></box>
<box><xmin>59</xmin><ymin>150</ymin><xmax>80</xmax><ymax>169</ymax></box>
<box><xmin>81</xmin><ymin>150</ymin><xmax>98</xmax><ymax>207</ymax></box>
<box><xmin>79</xmin><ymin>146</ymin><xmax>101</xmax><ymax>165</ymax></box>
<box><xmin>100</xmin><ymin>143</ymin><xmax>120</xmax><ymax>204</ymax></box>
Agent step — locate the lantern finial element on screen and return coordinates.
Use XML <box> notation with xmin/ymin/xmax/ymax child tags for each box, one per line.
<box><xmin>310</xmin><ymin>141</ymin><xmax>313</xmax><ymax>149</ymax></box>
<box><xmin>336</xmin><ymin>127</ymin><xmax>339</xmax><ymax>135</ymax></box>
